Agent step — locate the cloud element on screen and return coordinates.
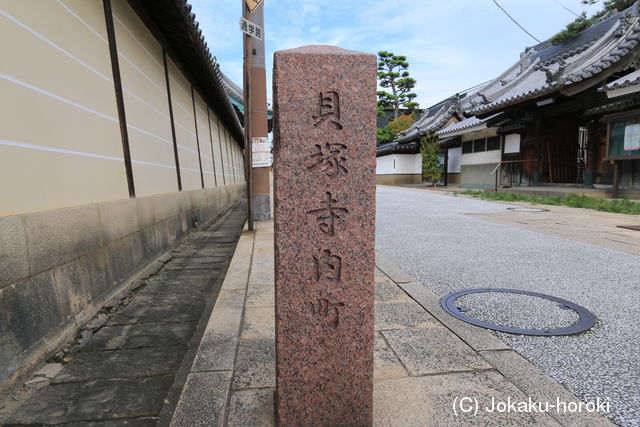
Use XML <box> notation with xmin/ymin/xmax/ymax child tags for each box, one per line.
<box><xmin>189</xmin><ymin>0</ymin><xmax>606</xmax><ymax>107</ymax></box>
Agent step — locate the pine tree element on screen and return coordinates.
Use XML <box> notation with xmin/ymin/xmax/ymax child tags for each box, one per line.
<box><xmin>376</xmin><ymin>51</ymin><xmax>419</xmax><ymax>120</ymax></box>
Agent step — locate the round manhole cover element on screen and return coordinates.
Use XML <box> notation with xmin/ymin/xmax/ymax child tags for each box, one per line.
<box><xmin>440</xmin><ymin>289</ymin><xmax>596</xmax><ymax>336</ymax></box>
<box><xmin>506</xmin><ymin>206</ymin><xmax>549</xmax><ymax>212</ymax></box>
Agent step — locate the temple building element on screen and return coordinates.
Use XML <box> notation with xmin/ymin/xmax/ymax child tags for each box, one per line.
<box><xmin>381</xmin><ymin>2</ymin><xmax>640</xmax><ymax>196</ymax></box>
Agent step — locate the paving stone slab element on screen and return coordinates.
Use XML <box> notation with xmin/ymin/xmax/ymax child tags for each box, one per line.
<box><xmin>375</xmin><ymin>301</ymin><xmax>439</xmax><ymax>331</ymax></box>
<box><xmin>152</xmin><ymin>269</ymin><xmax>221</xmax><ymax>282</ymax></box>
<box><xmin>245</xmin><ymin>285</ymin><xmax>274</xmax><ymax>308</ymax></box>
<box><xmin>191</xmin><ymin>290</ymin><xmax>246</xmax><ymax>372</ymax></box>
<box><xmin>167</xmin><ymin>255</ymin><xmax>228</xmax><ymax>264</ymax></box>
<box><xmin>228</xmin><ymin>388</ymin><xmax>275</xmax><ymax>427</ymax></box>
<box><xmin>173</xmin><ymin>248</ymin><xmax>234</xmax><ymax>258</ymax></box>
<box><xmin>33</xmin><ymin>363</ymin><xmax>63</xmax><ymax>379</ymax></box>
<box><xmin>84</xmin><ymin>418</ymin><xmax>159</xmax><ymax>426</ymax></box>
<box><xmin>164</xmin><ymin>262</ymin><xmax>224</xmax><ymax>272</ymax></box>
<box><xmin>199</xmin><ymin>232</ymin><xmax>241</xmax><ymax>243</ymax></box>
<box><xmin>52</xmin><ymin>346</ymin><xmax>187</xmax><ymax>384</ymax></box>
<box><xmin>373</xmin><ymin>371</ymin><xmax>559</xmax><ymax>426</ymax></box>
<box><xmin>373</xmin><ymin>334</ymin><xmax>407</xmax><ymax>381</ymax></box>
<box><xmin>170</xmin><ymin>371</ymin><xmax>232</xmax><ymax>427</ymax></box>
<box><xmin>399</xmin><ymin>281</ymin><xmax>511</xmax><ymax>352</ymax></box>
<box><xmin>232</xmin><ymin>338</ymin><xmax>275</xmax><ymax>390</ymax></box>
<box><xmin>83</xmin><ymin>323</ymin><xmax>196</xmax><ymax>351</ymax></box>
<box><xmin>375</xmin><ymin>278</ymin><xmax>412</xmax><ymax>303</ymax></box>
<box><xmin>382</xmin><ymin>328</ymin><xmax>491</xmax><ymax>376</ymax></box>
<box><xmin>241</xmin><ymin>306</ymin><xmax>275</xmax><ymax>340</ymax></box>
<box><xmin>375</xmin><ymin>252</ymin><xmax>415</xmax><ymax>284</ymax></box>
<box><xmin>140</xmin><ymin>277</ymin><xmax>213</xmax><ymax>295</ymax></box>
<box><xmin>130</xmin><ymin>288</ymin><xmax>208</xmax><ymax>307</ymax></box>
<box><xmin>5</xmin><ymin>375</ymin><xmax>174</xmax><ymax>425</ymax></box>
<box><xmin>107</xmin><ymin>303</ymin><xmax>203</xmax><ymax>325</ymax></box>
<box><xmin>479</xmin><ymin>350</ymin><xmax>614</xmax><ymax>426</ymax></box>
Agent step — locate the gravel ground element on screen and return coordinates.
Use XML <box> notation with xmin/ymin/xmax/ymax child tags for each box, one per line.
<box><xmin>375</xmin><ymin>186</ymin><xmax>640</xmax><ymax>426</ymax></box>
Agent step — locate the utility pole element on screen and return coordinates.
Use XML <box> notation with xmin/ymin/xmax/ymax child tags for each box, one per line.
<box><xmin>242</xmin><ymin>2</ymin><xmax>254</xmax><ymax>230</ymax></box>
<box><xmin>242</xmin><ymin>0</ymin><xmax>270</xmax><ymax>225</ymax></box>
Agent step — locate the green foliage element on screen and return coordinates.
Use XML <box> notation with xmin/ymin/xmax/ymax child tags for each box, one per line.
<box><xmin>377</xmin><ymin>51</ymin><xmax>419</xmax><ymax>121</ymax></box>
<box><xmin>549</xmin><ymin>12</ymin><xmax>593</xmax><ymax>44</ymax></box>
<box><xmin>419</xmin><ymin>136</ymin><xmax>442</xmax><ymax>187</ymax></box>
<box><xmin>377</xmin><ymin>126</ymin><xmax>394</xmax><ymax>145</ymax></box>
<box><xmin>461</xmin><ymin>191</ymin><xmax>640</xmax><ymax>215</ymax></box>
<box><xmin>388</xmin><ymin>114</ymin><xmax>415</xmax><ymax>136</ymax></box>
<box><xmin>376</xmin><ymin>114</ymin><xmax>416</xmax><ymax>145</ymax></box>
<box><xmin>551</xmin><ymin>0</ymin><xmax>636</xmax><ymax>44</ymax></box>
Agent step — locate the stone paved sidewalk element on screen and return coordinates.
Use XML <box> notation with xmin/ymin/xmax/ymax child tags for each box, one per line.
<box><xmin>171</xmin><ymin>220</ymin><xmax>613</xmax><ymax>426</ymax></box>
<box><xmin>1</xmin><ymin>202</ymin><xmax>247</xmax><ymax>426</ymax></box>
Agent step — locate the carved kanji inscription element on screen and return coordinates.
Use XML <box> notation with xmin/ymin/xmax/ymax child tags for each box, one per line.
<box><xmin>306</xmin><ymin>192</ymin><xmax>349</xmax><ymax>236</ymax></box>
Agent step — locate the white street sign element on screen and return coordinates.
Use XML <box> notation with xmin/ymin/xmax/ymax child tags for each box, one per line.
<box><xmin>239</xmin><ymin>17</ymin><xmax>263</xmax><ymax>40</ymax></box>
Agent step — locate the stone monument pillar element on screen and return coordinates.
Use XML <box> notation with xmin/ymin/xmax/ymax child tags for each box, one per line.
<box><xmin>272</xmin><ymin>45</ymin><xmax>377</xmax><ymax>425</ymax></box>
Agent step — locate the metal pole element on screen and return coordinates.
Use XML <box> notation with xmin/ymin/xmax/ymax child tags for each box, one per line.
<box><xmin>242</xmin><ymin>2</ymin><xmax>254</xmax><ymax>230</ymax></box>
<box><xmin>247</xmin><ymin>2</ymin><xmax>270</xmax><ymax>222</ymax></box>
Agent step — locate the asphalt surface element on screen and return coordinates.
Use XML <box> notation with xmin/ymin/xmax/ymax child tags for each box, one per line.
<box><xmin>375</xmin><ymin>186</ymin><xmax>640</xmax><ymax>426</ymax></box>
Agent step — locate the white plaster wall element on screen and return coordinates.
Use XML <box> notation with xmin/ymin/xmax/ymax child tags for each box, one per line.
<box><xmin>396</xmin><ymin>153</ymin><xmax>422</xmax><ymax>174</ymax></box>
<box><xmin>376</xmin><ymin>154</ymin><xmax>421</xmax><ymax>175</ymax></box>
<box><xmin>376</xmin><ymin>155</ymin><xmax>395</xmax><ymax>175</ymax></box>
<box><xmin>461</xmin><ymin>150</ymin><xmax>501</xmax><ymax>166</ymax></box>
<box><xmin>448</xmin><ymin>147</ymin><xmax>462</xmax><ymax>173</ymax></box>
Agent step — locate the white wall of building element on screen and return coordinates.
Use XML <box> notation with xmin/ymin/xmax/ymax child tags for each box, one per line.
<box><xmin>376</xmin><ymin>153</ymin><xmax>422</xmax><ymax>175</ymax></box>
<box><xmin>461</xmin><ymin>150</ymin><xmax>501</xmax><ymax>165</ymax></box>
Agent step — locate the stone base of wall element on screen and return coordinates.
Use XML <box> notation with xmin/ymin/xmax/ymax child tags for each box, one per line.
<box><xmin>0</xmin><ymin>184</ymin><xmax>246</xmax><ymax>393</ymax></box>
<box><xmin>447</xmin><ymin>173</ymin><xmax>461</xmax><ymax>185</ymax></box>
<box><xmin>376</xmin><ymin>174</ymin><xmax>422</xmax><ymax>185</ymax></box>
<box><xmin>460</xmin><ymin>163</ymin><xmax>499</xmax><ymax>189</ymax></box>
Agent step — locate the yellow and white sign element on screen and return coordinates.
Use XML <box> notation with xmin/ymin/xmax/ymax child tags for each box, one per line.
<box><xmin>246</xmin><ymin>0</ymin><xmax>263</xmax><ymax>12</ymax></box>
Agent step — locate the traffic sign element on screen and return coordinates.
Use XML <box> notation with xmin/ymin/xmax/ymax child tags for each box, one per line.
<box><xmin>239</xmin><ymin>17</ymin><xmax>263</xmax><ymax>40</ymax></box>
<box><xmin>245</xmin><ymin>0</ymin><xmax>263</xmax><ymax>13</ymax></box>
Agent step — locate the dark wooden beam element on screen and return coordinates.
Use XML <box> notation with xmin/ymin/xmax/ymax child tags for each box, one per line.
<box><xmin>191</xmin><ymin>85</ymin><xmax>205</xmax><ymax>189</ymax></box>
<box><xmin>103</xmin><ymin>0</ymin><xmax>135</xmax><ymax>198</ymax></box>
<box><xmin>206</xmin><ymin>107</ymin><xmax>218</xmax><ymax>187</ymax></box>
<box><xmin>163</xmin><ymin>49</ymin><xmax>182</xmax><ymax>191</ymax></box>
<box><xmin>216</xmin><ymin>115</ymin><xmax>226</xmax><ymax>185</ymax></box>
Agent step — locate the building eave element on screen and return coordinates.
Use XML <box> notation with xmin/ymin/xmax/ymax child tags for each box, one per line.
<box><xmin>128</xmin><ymin>0</ymin><xmax>245</xmax><ymax>147</ymax></box>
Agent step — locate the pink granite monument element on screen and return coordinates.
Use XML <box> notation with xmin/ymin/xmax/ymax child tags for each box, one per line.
<box><xmin>273</xmin><ymin>45</ymin><xmax>377</xmax><ymax>425</ymax></box>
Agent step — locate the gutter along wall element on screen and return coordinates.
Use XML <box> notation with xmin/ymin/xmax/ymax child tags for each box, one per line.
<box><xmin>0</xmin><ymin>0</ymin><xmax>245</xmax><ymax>391</ymax></box>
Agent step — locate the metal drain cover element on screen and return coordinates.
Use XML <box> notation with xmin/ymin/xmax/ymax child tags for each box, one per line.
<box><xmin>506</xmin><ymin>207</ymin><xmax>549</xmax><ymax>212</ymax></box>
<box><xmin>617</xmin><ymin>225</ymin><xmax>640</xmax><ymax>232</ymax></box>
<box><xmin>440</xmin><ymin>288</ymin><xmax>596</xmax><ymax>336</ymax></box>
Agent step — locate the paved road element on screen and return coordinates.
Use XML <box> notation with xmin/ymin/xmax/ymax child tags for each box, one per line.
<box><xmin>375</xmin><ymin>186</ymin><xmax>640</xmax><ymax>426</ymax></box>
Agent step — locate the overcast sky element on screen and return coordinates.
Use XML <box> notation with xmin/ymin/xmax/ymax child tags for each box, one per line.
<box><xmin>189</xmin><ymin>0</ymin><xmax>603</xmax><ymax>108</ymax></box>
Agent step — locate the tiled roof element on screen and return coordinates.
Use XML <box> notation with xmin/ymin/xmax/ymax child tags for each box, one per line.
<box><xmin>395</xmin><ymin>98</ymin><xmax>464</xmax><ymax>143</ymax></box>
<box><xmin>434</xmin><ymin>113</ymin><xmax>497</xmax><ymax>137</ymax></box>
<box><xmin>599</xmin><ymin>68</ymin><xmax>640</xmax><ymax>90</ymax></box>
<box><xmin>467</xmin><ymin>2</ymin><xmax>640</xmax><ymax>115</ymax></box>
<box><xmin>376</xmin><ymin>141</ymin><xmax>420</xmax><ymax>157</ymax></box>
